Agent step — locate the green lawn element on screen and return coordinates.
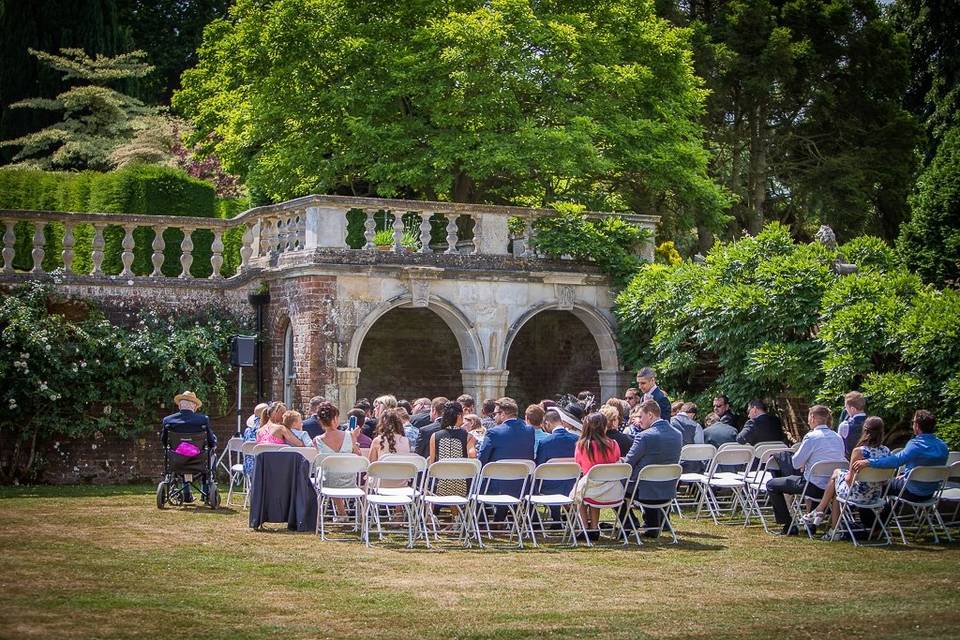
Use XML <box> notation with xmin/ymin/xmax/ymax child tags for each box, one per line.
<box><xmin>1</xmin><ymin>485</ymin><xmax>958</xmax><ymax>640</ymax></box>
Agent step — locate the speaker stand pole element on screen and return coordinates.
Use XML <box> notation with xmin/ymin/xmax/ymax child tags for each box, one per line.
<box><xmin>236</xmin><ymin>367</ymin><xmax>243</xmax><ymax>436</ymax></box>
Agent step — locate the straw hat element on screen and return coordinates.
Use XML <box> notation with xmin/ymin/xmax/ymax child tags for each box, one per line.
<box><xmin>174</xmin><ymin>391</ymin><xmax>203</xmax><ymax>409</ymax></box>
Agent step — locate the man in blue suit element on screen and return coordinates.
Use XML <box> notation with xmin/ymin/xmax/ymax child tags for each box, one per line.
<box><xmin>478</xmin><ymin>397</ymin><xmax>535</xmax><ymax>521</ymax></box>
<box><xmin>837</xmin><ymin>391</ymin><xmax>867</xmax><ymax>459</ymax></box>
<box><xmin>535</xmin><ymin>409</ymin><xmax>579</xmax><ymax>523</ymax></box>
<box><xmin>620</xmin><ymin>399</ymin><xmax>682</xmax><ymax>537</ymax></box>
<box><xmin>636</xmin><ymin>367</ymin><xmax>672</xmax><ymax>423</ymax></box>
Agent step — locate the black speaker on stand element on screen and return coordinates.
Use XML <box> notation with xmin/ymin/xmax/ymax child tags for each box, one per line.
<box><xmin>230</xmin><ymin>335</ymin><xmax>257</xmax><ymax>435</ymax></box>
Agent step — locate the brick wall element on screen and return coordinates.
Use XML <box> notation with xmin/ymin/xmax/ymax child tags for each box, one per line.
<box><xmin>505</xmin><ymin>310</ymin><xmax>601</xmax><ymax>408</ymax></box>
<box><xmin>355</xmin><ymin>307</ymin><xmax>463</xmax><ymax>401</ymax></box>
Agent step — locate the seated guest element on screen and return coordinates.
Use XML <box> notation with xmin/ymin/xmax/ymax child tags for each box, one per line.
<box><xmin>526</xmin><ymin>404</ymin><xmax>548</xmax><ymax>454</ymax></box>
<box><xmin>736</xmin><ymin>399</ymin><xmax>786</xmax><ymax>445</ymax></box>
<box><xmin>803</xmin><ymin>416</ymin><xmax>890</xmax><ymax>538</ymax></box>
<box><xmin>345</xmin><ymin>408</ymin><xmax>373</xmax><ymax>448</ymax></box>
<box><xmin>256</xmin><ymin>402</ymin><xmax>304</xmax><ymax>446</ymax></box>
<box><xmin>620</xmin><ymin>399</ymin><xmax>683</xmax><ymax>537</ymax></box>
<box><xmin>408</xmin><ymin>397</ymin><xmax>433</xmax><ymax>429</ymax></box>
<box><xmin>414</xmin><ymin>396</ymin><xmax>450</xmax><ymax>458</ymax></box>
<box><xmin>479</xmin><ymin>398</ymin><xmax>498</xmax><ymax>430</ymax></box>
<box><xmin>368</xmin><ymin>409</ymin><xmax>412</xmax><ymax>492</ymax></box>
<box><xmin>702</xmin><ymin>407</ymin><xmax>738</xmax><ymax>449</ymax></box>
<box><xmin>397</xmin><ymin>399</ymin><xmax>414</xmax><ymax>415</ymax></box>
<box><xmin>283</xmin><ymin>410</ymin><xmax>313</xmax><ymax>446</ymax></box>
<box><xmin>313</xmin><ymin>401</ymin><xmax>360</xmax><ymax>516</ymax></box>
<box><xmin>624</xmin><ymin>405</ymin><xmax>643</xmax><ymax>438</ymax></box>
<box><xmin>395</xmin><ymin>406</ymin><xmax>419</xmax><ymax>451</ymax></box>
<box><xmin>242</xmin><ymin>402</ymin><xmax>269</xmax><ymax>479</ymax></box>
<box><xmin>624</xmin><ymin>387</ymin><xmax>641</xmax><ymax>414</ymax></box>
<box><xmin>161</xmin><ymin>390</ymin><xmax>217</xmax><ymax>504</ymax></box>
<box><xmin>606</xmin><ymin>397</ymin><xmax>630</xmax><ymax>429</ymax></box>
<box><xmin>354</xmin><ymin>398</ymin><xmax>377</xmax><ymax>438</ymax></box>
<box><xmin>712</xmin><ymin>394</ymin><xmax>741</xmax><ymax>427</ymax></box>
<box><xmin>571</xmin><ymin>412</ymin><xmax>623</xmax><ymax>540</ymax></box>
<box><xmin>457</xmin><ymin>394</ymin><xmax>476</xmax><ymax>416</ymax></box>
<box><xmin>837</xmin><ymin>391</ymin><xmax>867</xmax><ymax>459</ymax></box>
<box><xmin>478</xmin><ymin>397</ymin><xmax>535</xmax><ymax>520</ymax></box>
<box><xmin>636</xmin><ymin>367</ymin><xmax>671</xmax><ymax>421</ymax></box>
<box><xmin>536</xmin><ymin>408</ymin><xmax>580</xmax><ymax>523</ymax></box>
<box><xmin>464</xmin><ymin>413</ymin><xmax>486</xmax><ymax>443</ymax></box>
<box><xmin>852</xmin><ymin>409</ymin><xmax>948</xmax><ymax>502</ymax></box>
<box><xmin>671</xmin><ymin>402</ymin><xmax>705</xmax><ymax>446</ymax></box>
<box><xmin>766</xmin><ymin>405</ymin><xmax>846</xmax><ymax>535</ymax></box>
<box><xmin>429</xmin><ymin>402</ymin><xmax>477</xmax><ymax>501</ymax></box>
<box><xmin>301</xmin><ymin>395</ymin><xmax>326</xmax><ymax>440</ymax></box>
<box><xmin>604</xmin><ymin>407</ymin><xmax>636</xmax><ymax>462</ymax></box>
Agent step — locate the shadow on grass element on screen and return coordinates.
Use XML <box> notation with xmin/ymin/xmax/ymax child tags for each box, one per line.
<box><xmin>0</xmin><ymin>483</ymin><xmax>154</xmax><ymax>499</ymax></box>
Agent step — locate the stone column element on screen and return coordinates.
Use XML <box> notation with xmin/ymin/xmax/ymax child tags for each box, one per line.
<box><xmin>598</xmin><ymin>369</ymin><xmax>634</xmax><ymax>402</ymax></box>
<box><xmin>305</xmin><ymin>205</ymin><xmax>349</xmax><ymax>249</ymax></box>
<box><xmin>461</xmin><ymin>369</ymin><xmax>510</xmax><ymax>403</ymax></box>
<box><xmin>336</xmin><ymin>367</ymin><xmax>361</xmax><ymax>416</ymax></box>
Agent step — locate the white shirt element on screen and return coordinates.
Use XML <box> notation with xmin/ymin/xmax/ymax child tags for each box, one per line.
<box><xmin>791</xmin><ymin>425</ymin><xmax>846</xmax><ymax>489</ymax></box>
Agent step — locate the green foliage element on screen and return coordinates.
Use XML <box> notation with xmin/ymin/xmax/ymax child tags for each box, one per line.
<box><xmin>0</xmin><ymin>282</ymin><xmax>248</xmax><ymax>482</ymax></box>
<box><xmin>898</xmin><ymin>124</ymin><xmax>960</xmax><ymax>287</ymax></box>
<box><xmin>373</xmin><ymin>229</ymin><xmax>395</xmax><ymax>247</ymax></box>
<box><xmin>616</xmin><ymin>225</ymin><xmax>960</xmax><ymax>434</ymax></box>
<box><xmin>655</xmin><ymin>241</ymin><xmax>682</xmax><ymax>266</ymax></box>
<box><xmin>0</xmin><ymin>166</ymin><xmax>229</xmax><ymax>277</ymax></box>
<box><xmin>1</xmin><ymin>48</ymin><xmax>155</xmax><ymax>171</ymax></box>
<box><xmin>175</xmin><ymin>0</ymin><xmax>730</xmax><ymax>229</ymax></box>
<box><xmin>532</xmin><ymin>209</ymin><xmax>651</xmax><ymax>286</ymax></box>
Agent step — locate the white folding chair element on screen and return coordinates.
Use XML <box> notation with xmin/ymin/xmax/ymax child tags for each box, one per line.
<box><xmin>217</xmin><ymin>436</ymin><xmax>243</xmax><ymax>477</ymax></box>
<box><xmin>947</xmin><ymin>451</ymin><xmax>960</xmax><ymax>466</ymax></box>
<box><xmin>940</xmin><ymin>461</ymin><xmax>960</xmax><ymax>530</ymax></box>
<box><xmin>830</xmin><ymin>466</ymin><xmax>896</xmax><ymax>546</ymax></box>
<box><xmin>628</xmin><ymin>464</ymin><xmax>683</xmax><ymax>545</ymax></box>
<box><xmin>885</xmin><ymin>465</ymin><xmax>953</xmax><ymax>544</ymax></box>
<box><xmin>252</xmin><ymin>443</ymin><xmax>289</xmax><ymax>455</ymax></box>
<box><xmin>576</xmin><ymin>462</ymin><xmax>633</xmax><ymax>547</ymax></box>
<box><xmin>788</xmin><ymin>460</ymin><xmax>848</xmax><ymax>538</ymax></box>
<box><xmin>421</xmin><ymin>458</ymin><xmax>481</xmax><ymax>548</ymax></box>
<box><xmin>315</xmin><ymin>454</ymin><xmax>368</xmax><ymax>541</ymax></box>
<box><xmin>694</xmin><ymin>447</ymin><xmax>754</xmax><ymax>524</ymax></box>
<box><xmin>362</xmin><ymin>461</ymin><xmax>420</xmax><ymax>548</ymax></box>
<box><xmin>226</xmin><ymin>440</ymin><xmax>256</xmax><ymax>508</ymax></box>
<box><xmin>525</xmin><ymin>461</ymin><xmax>582</xmax><ymax>547</ymax></box>
<box><xmin>291</xmin><ymin>447</ymin><xmax>319</xmax><ymax>464</ymax></box>
<box><xmin>742</xmin><ymin>446</ymin><xmax>789</xmax><ymax>532</ymax></box>
<box><xmin>674</xmin><ymin>444</ymin><xmax>716</xmax><ymax>514</ymax></box>
<box><xmin>472</xmin><ymin>460</ymin><xmax>534</xmax><ymax>548</ymax></box>
<box><xmin>790</xmin><ymin>442</ymin><xmax>802</xmax><ymax>453</ymax></box>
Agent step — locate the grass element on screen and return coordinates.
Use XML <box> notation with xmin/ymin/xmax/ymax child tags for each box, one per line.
<box><xmin>0</xmin><ymin>485</ymin><xmax>958</xmax><ymax>639</ymax></box>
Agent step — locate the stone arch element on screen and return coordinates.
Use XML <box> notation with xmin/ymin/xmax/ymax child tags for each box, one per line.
<box><xmin>499</xmin><ymin>302</ymin><xmax>619</xmax><ymax>372</ymax></box>
<box><xmin>345</xmin><ymin>294</ymin><xmax>483</xmax><ymax>371</ymax></box>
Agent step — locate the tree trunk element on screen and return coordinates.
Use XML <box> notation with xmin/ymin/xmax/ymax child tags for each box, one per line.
<box><xmin>452</xmin><ymin>170</ymin><xmax>475</xmax><ymax>203</ymax></box>
<box><xmin>747</xmin><ymin>101</ymin><xmax>768</xmax><ymax>235</ymax></box>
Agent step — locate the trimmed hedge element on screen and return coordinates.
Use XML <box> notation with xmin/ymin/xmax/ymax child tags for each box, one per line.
<box><xmin>0</xmin><ymin>166</ymin><xmax>230</xmax><ymax>277</ymax></box>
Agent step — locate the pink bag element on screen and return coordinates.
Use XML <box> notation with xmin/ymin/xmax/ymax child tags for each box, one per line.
<box><xmin>174</xmin><ymin>441</ymin><xmax>201</xmax><ymax>457</ymax></box>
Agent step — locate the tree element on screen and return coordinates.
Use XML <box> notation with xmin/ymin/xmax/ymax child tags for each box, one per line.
<box><xmin>1</xmin><ymin>47</ymin><xmax>154</xmax><ymax>171</ymax></box>
<box><xmin>898</xmin><ymin>125</ymin><xmax>960</xmax><ymax>287</ymax></box>
<box><xmin>174</xmin><ymin>0</ymin><xmax>731</xmax><ymax>231</ymax></box>
<box><xmin>656</xmin><ymin>0</ymin><xmax>918</xmax><ymax>248</ymax></box>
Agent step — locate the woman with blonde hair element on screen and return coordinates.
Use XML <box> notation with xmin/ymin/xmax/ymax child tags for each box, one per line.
<box><xmin>256</xmin><ymin>401</ymin><xmax>303</xmax><ymax>446</ymax></box>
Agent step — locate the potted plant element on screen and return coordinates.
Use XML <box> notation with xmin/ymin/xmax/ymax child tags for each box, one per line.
<box><xmin>373</xmin><ymin>229</ymin><xmax>395</xmax><ymax>251</ymax></box>
<box><xmin>247</xmin><ymin>281</ymin><xmax>270</xmax><ymax>306</ymax></box>
<box><xmin>401</xmin><ymin>230</ymin><xmax>420</xmax><ymax>253</ymax></box>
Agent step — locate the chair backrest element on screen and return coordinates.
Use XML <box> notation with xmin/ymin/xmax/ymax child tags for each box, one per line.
<box><xmin>366</xmin><ymin>461</ymin><xmax>419</xmax><ymax>484</ymax></box>
<box><xmin>807</xmin><ymin>459</ymin><xmax>849</xmax><ymax>478</ymax></box>
<box><xmin>717</xmin><ymin>441</ymin><xmax>749</xmax><ymax>453</ymax></box>
<box><xmin>226</xmin><ymin>436</ymin><xmax>244</xmax><ymax>453</ymax></box>
<box><xmin>319</xmin><ymin>453</ymin><xmax>369</xmax><ymax>476</ymax></box>
<box><xmin>533</xmin><ymin>461</ymin><xmax>581</xmax><ymax>482</ymax></box>
<box><xmin>754</xmin><ymin>443</ymin><xmax>786</xmax><ymax>461</ymax></box>
<box><xmin>904</xmin><ymin>465</ymin><xmax>951</xmax><ymax>485</ymax></box>
<box><xmin>252</xmin><ymin>443</ymin><xmax>289</xmax><ymax>455</ymax></box>
<box><xmin>755</xmin><ymin>440</ymin><xmax>787</xmax><ymax>447</ymax></box>
<box><xmin>790</xmin><ymin>442</ymin><xmax>802</xmax><ymax>453</ymax></box>
<box><xmin>855</xmin><ymin>466</ymin><xmax>896</xmax><ymax>483</ymax></box>
<box><xmin>427</xmin><ymin>459</ymin><xmax>481</xmax><ymax>481</ymax></box>
<box><xmin>479</xmin><ymin>460</ymin><xmax>533</xmax><ymax>481</ymax></box>
<box><xmin>583</xmin><ymin>462</ymin><xmax>632</xmax><ymax>483</ymax></box>
<box><xmin>679</xmin><ymin>443</ymin><xmax>716</xmax><ymax>463</ymax></box>
<box><xmin>290</xmin><ymin>446</ymin><xmax>319</xmax><ymax>463</ymax></box>
<box><xmin>636</xmin><ymin>463</ymin><xmax>682</xmax><ymax>482</ymax></box>
<box><xmin>380</xmin><ymin>452</ymin><xmax>429</xmax><ymax>472</ymax></box>
<box><xmin>547</xmin><ymin>457</ymin><xmax>577</xmax><ymax>464</ymax></box>
<box><xmin>240</xmin><ymin>441</ymin><xmax>259</xmax><ymax>456</ymax></box>
<box><xmin>950</xmin><ymin>460</ymin><xmax>960</xmax><ymax>480</ymax></box>
<box><xmin>947</xmin><ymin>451</ymin><xmax>960</xmax><ymax>466</ymax></box>
<box><xmin>708</xmin><ymin>447</ymin><xmax>753</xmax><ymax>474</ymax></box>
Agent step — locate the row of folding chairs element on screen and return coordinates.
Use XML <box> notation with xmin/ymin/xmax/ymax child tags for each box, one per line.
<box><xmin>311</xmin><ymin>454</ymin><xmax>684</xmax><ymax>549</ymax></box>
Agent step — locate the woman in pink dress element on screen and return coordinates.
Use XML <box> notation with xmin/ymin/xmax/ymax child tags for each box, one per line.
<box><xmin>256</xmin><ymin>401</ymin><xmax>303</xmax><ymax>446</ymax></box>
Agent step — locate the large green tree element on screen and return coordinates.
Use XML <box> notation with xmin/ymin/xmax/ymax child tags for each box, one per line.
<box><xmin>656</xmin><ymin>0</ymin><xmax>918</xmax><ymax>249</ymax></box>
<box><xmin>174</xmin><ymin>0</ymin><xmax>730</xmax><ymax>230</ymax></box>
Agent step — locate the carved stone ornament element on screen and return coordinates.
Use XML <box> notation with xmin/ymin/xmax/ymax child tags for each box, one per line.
<box><xmin>410</xmin><ymin>279</ymin><xmax>431</xmax><ymax>307</ymax></box>
<box><xmin>556</xmin><ymin>284</ymin><xmax>575</xmax><ymax>310</ymax></box>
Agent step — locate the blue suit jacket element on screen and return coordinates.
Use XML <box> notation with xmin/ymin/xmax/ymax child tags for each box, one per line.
<box><xmin>535</xmin><ymin>427</ymin><xmax>578</xmax><ymax>495</ymax></box>
<box><xmin>624</xmin><ymin>419</ymin><xmax>682</xmax><ymax>501</ymax></box>
<box><xmin>478</xmin><ymin>417</ymin><xmax>535</xmax><ymax>496</ymax></box>
<box><xmin>161</xmin><ymin>409</ymin><xmax>216</xmax><ymax>448</ymax></box>
<box><xmin>648</xmin><ymin>386</ymin><xmax>672</xmax><ymax>424</ymax></box>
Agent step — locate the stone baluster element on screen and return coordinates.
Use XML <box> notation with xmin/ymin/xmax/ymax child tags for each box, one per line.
<box><xmin>392</xmin><ymin>211</ymin><xmax>404</xmax><ymax>251</ymax></box>
<box><xmin>363</xmin><ymin>210</ymin><xmax>376</xmax><ymax>249</ymax></box>
<box><xmin>91</xmin><ymin>224</ymin><xmax>105</xmax><ymax>275</ymax></box>
<box><xmin>119</xmin><ymin>224</ymin><xmax>136</xmax><ymax>277</ymax></box>
<box><xmin>470</xmin><ymin>215</ymin><xmax>481</xmax><ymax>255</ymax></box>
<box><xmin>444</xmin><ymin>214</ymin><xmax>458</xmax><ymax>254</ymax></box>
<box><xmin>179</xmin><ymin>227</ymin><xmax>194</xmax><ymax>278</ymax></box>
<box><xmin>240</xmin><ymin>223</ymin><xmax>254</xmax><ymax>270</ymax></box>
<box><xmin>62</xmin><ymin>223</ymin><xmax>75</xmax><ymax>273</ymax></box>
<box><xmin>150</xmin><ymin>226</ymin><xmax>166</xmax><ymax>277</ymax></box>
<box><xmin>418</xmin><ymin>212</ymin><xmax>432</xmax><ymax>254</ymax></box>
<box><xmin>31</xmin><ymin>223</ymin><xmax>45</xmax><ymax>273</ymax></box>
<box><xmin>2</xmin><ymin>220</ymin><xmax>14</xmax><ymax>272</ymax></box>
<box><xmin>295</xmin><ymin>212</ymin><xmax>306</xmax><ymax>250</ymax></box>
<box><xmin>275</xmin><ymin>216</ymin><xmax>287</xmax><ymax>253</ymax></box>
<box><xmin>210</xmin><ymin>228</ymin><xmax>224</xmax><ymax>279</ymax></box>
<box><xmin>523</xmin><ymin>214</ymin><xmax>537</xmax><ymax>257</ymax></box>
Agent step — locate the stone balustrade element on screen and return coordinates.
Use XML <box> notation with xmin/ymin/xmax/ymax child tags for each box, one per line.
<box><xmin>0</xmin><ymin>195</ymin><xmax>658</xmax><ymax>280</ymax></box>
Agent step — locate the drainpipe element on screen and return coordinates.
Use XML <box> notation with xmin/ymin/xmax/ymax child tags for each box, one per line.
<box><xmin>247</xmin><ymin>289</ymin><xmax>271</xmax><ymax>403</ymax></box>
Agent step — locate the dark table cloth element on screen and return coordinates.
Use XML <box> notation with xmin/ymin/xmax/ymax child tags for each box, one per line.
<box><xmin>248</xmin><ymin>451</ymin><xmax>317</xmax><ymax>531</ymax></box>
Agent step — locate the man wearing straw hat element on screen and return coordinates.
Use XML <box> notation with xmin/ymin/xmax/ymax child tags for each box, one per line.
<box><xmin>161</xmin><ymin>391</ymin><xmax>217</xmax><ymax>503</ymax></box>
